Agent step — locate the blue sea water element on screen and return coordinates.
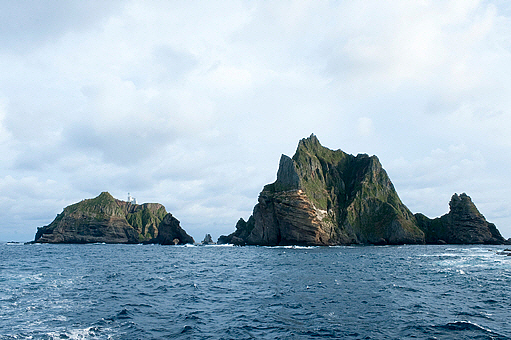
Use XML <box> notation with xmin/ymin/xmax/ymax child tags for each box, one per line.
<box><xmin>0</xmin><ymin>244</ymin><xmax>510</xmax><ymax>340</ymax></box>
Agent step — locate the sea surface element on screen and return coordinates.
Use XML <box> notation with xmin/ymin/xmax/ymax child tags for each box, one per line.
<box><xmin>1</xmin><ymin>243</ymin><xmax>510</xmax><ymax>340</ymax></box>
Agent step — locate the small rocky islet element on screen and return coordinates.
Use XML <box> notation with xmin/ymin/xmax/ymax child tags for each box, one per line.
<box><xmin>32</xmin><ymin>134</ymin><xmax>509</xmax><ymax>246</ymax></box>
<box><xmin>32</xmin><ymin>192</ymin><xmax>194</xmax><ymax>245</ymax></box>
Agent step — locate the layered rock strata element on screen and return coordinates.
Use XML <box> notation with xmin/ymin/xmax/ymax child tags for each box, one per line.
<box><xmin>220</xmin><ymin>134</ymin><xmax>508</xmax><ymax>246</ymax></box>
<box><xmin>33</xmin><ymin>192</ymin><xmax>194</xmax><ymax>244</ymax></box>
<box><xmin>220</xmin><ymin>134</ymin><xmax>425</xmax><ymax>246</ymax></box>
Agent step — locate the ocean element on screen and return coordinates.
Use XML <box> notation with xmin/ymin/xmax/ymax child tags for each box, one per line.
<box><xmin>1</xmin><ymin>243</ymin><xmax>510</xmax><ymax>339</ymax></box>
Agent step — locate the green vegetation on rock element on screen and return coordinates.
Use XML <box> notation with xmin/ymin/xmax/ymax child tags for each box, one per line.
<box><xmin>223</xmin><ymin>134</ymin><xmax>426</xmax><ymax>245</ymax></box>
<box><xmin>65</xmin><ymin>192</ymin><xmax>124</xmax><ymax>219</ymax></box>
<box><xmin>126</xmin><ymin>204</ymin><xmax>167</xmax><ymax>241</ymax></box>
<box><xmin>33</xmin><ymin>192</ymin><xmax>194</xmax><ymax>244</ymax></box>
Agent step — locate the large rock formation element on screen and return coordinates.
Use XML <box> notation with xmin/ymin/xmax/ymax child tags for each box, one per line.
<box><xmin>219</xmin><ymin>134</ymin><xmax>508</xmax><ymax>246</ymax></box>
<box><xmin>145</xmin><ymin>213</ymin><xmax>195</xmax><ymax>245</ymax></box>
<box><xmin>220</xmin><ymin>134</ymin><xmax>425</xmax><ymax>246</ymax></box>
<box><xmin>415</xmin><ymin>193</ymin><xmax>507</xmax><ymax>244</ymax></box>
<box><xmin>33</xmin><ymin>192</ymin><xmax>194</xmax><ymax>244</ymax></box>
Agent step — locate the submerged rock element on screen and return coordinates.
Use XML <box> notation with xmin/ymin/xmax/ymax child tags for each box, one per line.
<box><xmin>33</xmin><ymin>192</ymin><xmax>194</xmax><ymax>244</ymax></box>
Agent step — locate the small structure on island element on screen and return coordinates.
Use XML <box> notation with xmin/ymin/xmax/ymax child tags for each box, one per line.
<box><xmin>127</xmin><ymin>193</ymin><xmax>137</xmax><ymax>205</ymax></box>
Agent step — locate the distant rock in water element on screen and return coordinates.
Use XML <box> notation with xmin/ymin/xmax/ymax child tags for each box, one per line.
<box><xmin>219</xmin><ymin>134</ymin><xmax>508</xmax><ymax>246</ymax></box>
<box><xmin>33</xmin><ymin>192</ymin><xmax>194</xmax><ymax>245</ymax></box>
<box><xmin>415</xmin><ymin>193</ymin><xmax>507</xmax><ymax>245</ymax></box>
<box><xmin>201</xmin><ymin>234</ymin><xmax>215</xmax><ymax>245</ymax></box>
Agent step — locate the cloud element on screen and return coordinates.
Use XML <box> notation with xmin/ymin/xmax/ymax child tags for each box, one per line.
<box><xmin>1</xmin><ymin>1</ymin><xmax>511</xmax><ymax>241</ymax></box>
<box><xmin>0</xmin><ymin>1</ymin><xmax>124</xmax><ymax>53</ymax></box>
<box><xmin>357</xmin><ymin>117</ymin><xmax>375</xmax><ymax>137</ymax></box>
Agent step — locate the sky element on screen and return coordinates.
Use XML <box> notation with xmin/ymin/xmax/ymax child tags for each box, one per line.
<box><xmin>1</xmin><ymin>0</ymin><xmax>511</xmax><ymax>242</ymax></box>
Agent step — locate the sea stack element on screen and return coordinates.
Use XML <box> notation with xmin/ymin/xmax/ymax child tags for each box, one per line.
<box><xmin>415</xmin><ymin>193</ymin><xmax>507</xmax><ymax>244</ymax></box>
<box><xmin>33</xmin><ymin>192</ymin><xmax>194</xmax><ymax>244</ymax></box>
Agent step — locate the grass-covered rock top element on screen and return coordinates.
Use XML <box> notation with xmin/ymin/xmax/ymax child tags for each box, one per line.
<box><xmin>220</xmin><ymin>134</ymin><xmax>509</xmax><ymax>246</ymax></box>
<box><xmin>32</xmin><ymin>192</ymin><xmax>194</xmax><ymax>244</ymax></box>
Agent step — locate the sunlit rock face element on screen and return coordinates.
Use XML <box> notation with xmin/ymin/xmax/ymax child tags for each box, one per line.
<box><xmin>222</xmin><ymin>134</ymin><xmax>425</xmax><ymax>246</ymax></box>
<box><xmin>33</xmin><ymin>192</ymin><xmax>194</xmax><ymax>245</ymax></box>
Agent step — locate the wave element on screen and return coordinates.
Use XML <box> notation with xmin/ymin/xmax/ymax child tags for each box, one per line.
<box><xmin>408</xmin><ymin>321</ymin><xmax>510</xmax><ymax>340</ymax></box>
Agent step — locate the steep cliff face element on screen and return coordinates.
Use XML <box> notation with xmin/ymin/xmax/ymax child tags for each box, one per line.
<box><xmin>120</xmin><ymin>201</ymin><xmax>167</xmax><ymax>242</ymax></box>
<box><xmin>145</xmin><ymin>213</ymin><xmax>195</xmax><ymax>245</ymax></box>
<box><xmin>416</xmin><ymin>193</ymin><xmax>507</xmax><ymax>244</ymax></box>
<box><xmin>221</xmin><ymin>134</ymin><xmax>425</xmax><ymax>246</ymax></box>
<box><xmin>33</xmin><ymin>192</ymin><xmax>194</xmax><ymax>244</ymax></box>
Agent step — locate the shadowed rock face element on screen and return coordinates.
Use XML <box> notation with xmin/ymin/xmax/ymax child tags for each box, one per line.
<box><xmin>221</xmin><ymin>134</ymin><xmax>425</xmax><ymax>246</ymax></box>
<box><xmin>33</xmin><ymin>192</ymin><xmax>194</xmax><ymax>244</ymax></box>
<box><xmin>415</xmin><ymin>193</ymin><xmax>507</xmax><ymax>244</ymax></box>
<box><xmin>146</xmin><ymin>213</ymin><xmax>194</xmax><ymax>245</ymax></box>
<box><xmin>220</xmin><ymin>135</ymin><xmax>508</xmax><ymax>246</ymax></box>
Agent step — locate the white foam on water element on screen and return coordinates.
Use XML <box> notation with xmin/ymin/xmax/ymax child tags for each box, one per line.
<box><xmin>47</xmin><ymin>326</ymin><xmax>113</xmax><ymax>340</ymax></box>
<box><xmin>205</xmin><ymin>244</ymin><xmax>234</xmax><ymax>247</ymax></box>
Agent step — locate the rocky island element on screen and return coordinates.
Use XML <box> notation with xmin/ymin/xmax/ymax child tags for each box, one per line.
<box><xmin>32</xmin><ymin>192</ymin><xmax>194</xmax><ymax>244</ymax></box>
<box><xmin>219</xmin><ymin>134</ymin><xmax>508</xmax><ymax>246</ymax></box>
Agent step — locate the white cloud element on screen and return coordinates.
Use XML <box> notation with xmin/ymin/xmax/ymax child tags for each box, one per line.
<box><xmin>357</xmin><ymin>117</ymin><xmax>375</xmax><ymax>137</ymax></box>
<box><xmin>1</xmin><ymin>0</ymin><xmax>511</xmax><ymax>241</ymax></box>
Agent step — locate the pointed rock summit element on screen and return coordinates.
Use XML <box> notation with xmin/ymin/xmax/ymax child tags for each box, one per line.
<box><xmin>33</xmin><ymin>192</ymin><xmax>194</xmax><ymax>244</ymax></box>
<box><xmin>415</xmin><ymin>193</ymin><xmax>506</xmax><ymax>244</ymax></box>
<box><xmin>220</xmin><ymin>134</ymin><xmax>424</xmax><ymax>245</ymax></box>
<box><xmin>219</xmin><ymin>135</ymin><xmax>508</xmax><ymax>246</ymax></box>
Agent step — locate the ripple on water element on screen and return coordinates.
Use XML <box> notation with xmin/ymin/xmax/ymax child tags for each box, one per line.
<box><xmin>1</xmin><ymin>244</ymin><xmax>511</xmax><ymax>339</ymax></box>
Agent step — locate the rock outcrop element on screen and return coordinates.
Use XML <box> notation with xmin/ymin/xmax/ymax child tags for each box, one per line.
<box><xmin>220</xmin><ymin>134</ymin><xmax>508</xmax><ymax>246</ymax></box>
<box><xmin>33</xmin><ymin>192</ymin><xmax>194</xmax><ymax>244</ymax></box>
<box><xmin>218</xmin><ymin>217</ymin><xmax>255</xmax><ymax>246</ymax></box>
<box><xmin>220</xmin><ymin>134</ymin><xmax>425</xmax><ymax>246</ymax></box>
<box><xmin>201</xmin><ymin>234</ymin><xmax>215</xmax><ymax>245</ymax></box>
<box><xmin>145</xmin><ymin>213</ymin><xmax>195</xmax><ymax>245</ymax></box>
<box><xmin>415</xmin><ymin>193</ymin><xmax>507</xmax><ymax>244</ymax></box>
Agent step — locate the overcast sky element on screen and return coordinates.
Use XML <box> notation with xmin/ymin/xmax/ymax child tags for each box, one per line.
<box><xmin>1</xmin><ymin>1</ymin><xmax>511</xmax><ymax>242</ymax></box>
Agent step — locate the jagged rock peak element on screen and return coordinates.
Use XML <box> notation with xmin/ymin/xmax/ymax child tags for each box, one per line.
<box><xmin>222</xmin><ymin>135</ymin><xmax>425</xmax><ymax>246</ymax></box>
<box><xmin>202</xmin><ymin>234</ymin><xmax>214</xmax><ymax>245</ymax></box>
<box><xmin>449</xmin><ymin>193</ymin><xmax>483</xmax><ymax>218</ymax></box>
<box><xmin>275</xmin><ymin>155</ymin><xmax>300</xmax><ymax>191</ymax></box>
<box><xmin>415</xmin><ymin>192</ymin><xmax>508</xmax><ymax>245</ymax></box>
<box><xmin>297</xmin><ymin>133</ymin><xmax>322</xmax><ymax>151</ymax></box>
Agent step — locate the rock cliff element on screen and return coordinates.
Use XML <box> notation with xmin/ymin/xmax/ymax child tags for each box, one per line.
<box><xmin>144</xmin><ymin>213</ymin><xmax>195</xmax><ymax>245</ymax></box>
<box><xmin>33</xmin><ymin>192</ymin><xmax>194</xmax><ymax>244</ymax></box>
<box><xmin>415</xmin><ymin>193</ymin><xmax>507</xmax><ymax>244</ymax></box>
<box><xmin>219</xmin><ymin>135</ymin><xmax>508</xmax><ymax>246</ymax></box>
<box><xmin>220</xmin><ymin>134</ymin><xmax>425</xmax><ymax>246</ymax></box>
